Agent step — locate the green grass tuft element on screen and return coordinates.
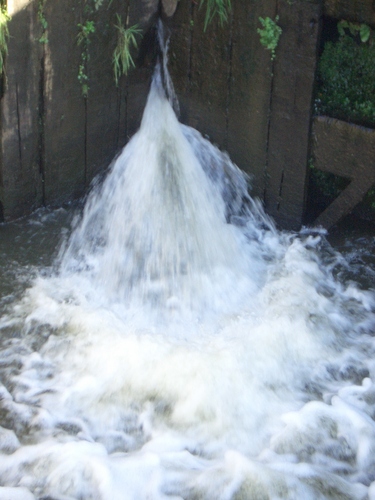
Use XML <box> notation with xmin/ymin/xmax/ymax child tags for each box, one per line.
<box><xmin>112</xmin><ymin>16</ymin><xmax>142</xmax><ymax>86</ymax></box>
<box><xmin>199</xmin><ymin>0</ymin><xmax>232</xmax><ymax>31</ymax></box>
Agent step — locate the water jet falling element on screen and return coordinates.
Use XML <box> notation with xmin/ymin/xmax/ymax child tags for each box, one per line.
<box><xmin>0</xmin><ymin>20</ymin><xmax>374</xmax><ymax>500</ymax></box>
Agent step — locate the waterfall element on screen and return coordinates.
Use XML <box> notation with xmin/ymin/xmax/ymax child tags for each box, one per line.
<box><xmin>0</xmin><ymin>22</ymin><xmax>374</xmax><ymax>500</ymax></box>
<box><xmin>58</xmin><ymin>56</ymin><xmax>275</xmax><ymax>322</ymax></box>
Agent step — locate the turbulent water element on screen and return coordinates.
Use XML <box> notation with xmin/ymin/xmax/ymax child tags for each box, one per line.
<box><xmin>1</xmin><ymin>66</ymin><xmax>375</xmax><ymax>500</ymax></box>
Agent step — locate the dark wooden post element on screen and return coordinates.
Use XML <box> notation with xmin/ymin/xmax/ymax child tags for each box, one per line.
<box><xmin>0</xmin><ymin>0</ymin><xmax>42</xmax><ymax>220</ymax></box>
<box><xmin>227</xmin><ymin>0</ymin><xmax>277</xmax><ymax>200</ymax></box>
<box><xmin>169</xmin><ymin>0</ymin><xmax>278</xmax><ymax>201</ymax></box>
<box><xmin>265</xmin><ymin>0</ymin><xmax>321</xmax><ymax>230</ymax></box>
<box><xmin>312</xmin><ymin>117</ymin><xmax>375</xmax><ymax>229</ymax></box>
<box><xmin>42</xmin><ymin>0</ymin><xmax>86</xmax><ymax>207</ymax></box>
<box><xmin>324</xmin><ymin>0</ymin><xmax>375</xmax><ymax>25</ymax></box>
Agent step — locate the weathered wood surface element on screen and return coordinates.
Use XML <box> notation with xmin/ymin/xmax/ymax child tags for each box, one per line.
<box><xmin>0</xmin><ymin>0</ymin><xmax>42</xmax><ymax>220</ymax></box>
<box><xmin>226</xmin><ymin>0</ymin><xmax>276</xmax><ymax>200</ymax></box>
<box><xmin>86</xmin><ymin>0</ymin><xmax>130</xmax><ymax>184</ymax></box>
<box><xmin>169</xmin><ymin>0</ymin><xmax>232</xmax><ymax>147</ymax></box>
<box><xmin>0</xmin><ymin>0</ymin><xmax>157</xmax><ymax>221</ymax></box>
<box><xmin>170</xmin><ymin>0</ymin><xmax>320</xmax><ymax>229</ymax></box>
<box><xmin>311</xmin><ymin>116</ymin><xmax>375</xmax><ymax>229</ymax></box>
<box><xmin>1</xmin><ymin>0</ymin><xmax>372</xmax><ymax>228</ymax></box>
<box><xmin>265</xmin><ymin>0</ymin><xmax>321</xmax><ymax>230</ymax></box>
<box><xmin>169</xmin><ymin>0</ymin><xmax>277</xmax><ymax>201</ymax></box>
<box><xmin>324</xmin><ymin>0</ymin><xmax>375</xmax><ymax>26</ymax></box>
<box><xmin>43</xmin><ymin>0</ymin><xmax>86</xmax><ymax>206</ymax></box>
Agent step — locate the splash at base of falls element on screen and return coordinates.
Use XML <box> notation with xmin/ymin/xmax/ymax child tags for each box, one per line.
<box><xmin>58</xmin><ymin>65</ymin><xmax>273</xmax><ymax>325</ymax></box>
<box><xmin>0</xmin><ymin>65</ymin><xmax>375</xmax><ymax>500</ymax></box>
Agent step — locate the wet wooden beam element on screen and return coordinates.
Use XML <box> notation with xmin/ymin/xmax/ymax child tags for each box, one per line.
<box><xmin>183</xmin><ymin>0</ymin><xmax>232</xmax><ymax>147</ymax></box>
<box><xmin>86</xmin><ymin>0</ymin><xmax>130</xmax><ymax>184</ymax></box>
<box><xmin>324</xmin><ymin>0</ymin><xmax>375</xmax><ymax>26</ymax></box>
<box><xmin>0</xmin><ymin>1</ymin><xmax>42</xmax><ymax>220</ymax></box>
<box><xmin>124</xmin><ymin>0</ymin><xmax>157</xmax><ymax>142</ymax></box>
<box><xmin>311</xmin><ymin>116</ymin><xmax>375</xmax><ymax>229</ymax></box>
<box><xmin>226</xmin><ymin>0</ymin><xmax>276</xmax><ymax>200</ymax></box>
<box><xmin>43</xmin><ymin>0</ymin><xmax>86</xmax><ymax>206</ymax></box>
<box><xmin>265</xmin><ymin>0</ymin><xmax>321</xmax><ymax>230</ymax></box>
<box><xmin>167</xmin><ymin>0</ymin><xmax>194</xmax><ymax>123</ymax></box>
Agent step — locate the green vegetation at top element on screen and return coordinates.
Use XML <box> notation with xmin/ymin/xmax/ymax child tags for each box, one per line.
<box><xmin>200</xmin><ymin>0</ymin><xmax>232</xmax><ymax>31</ymax></box>
<box><xmin>316</xmin><ymin>22</ymin><xmax>375</xmax><ymax>128</ymax></box>
<box><xmin>0</xmin><ymin>4</ymin><xmax>10</xmax><ymax>75</ymax></box>
<box><xmin>337</xmin><ymin>20</ymin><xmax>371</xmax><ymax>43</ymax></box>
<box><xmin>257</xmin><ymin>16</ymin><xmax>282</xmax><ymax>60</ymax></box>
<box><xmin>77</xmin><ymin>20</ymin><xmax>96</xmax><ymax>97</ymax></box>
<box><xmin>38</xmin><ymin>0</ymin><xmax>48</xmax><ymax>44</ymax></box>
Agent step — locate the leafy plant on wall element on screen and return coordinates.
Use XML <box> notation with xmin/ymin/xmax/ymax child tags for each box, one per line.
<box><xmin>337</xmin><ymin>20</ymin><xmax>371</xmax><ymax>43</ymax></box>
<box><xmin>113</xmin><ymin>16</ymin><xmax>142</xmax><ymax>86</ymax></box>
<box><xmin>38</xmin><ymin>0</ymin><xmax>48</xmax><ymax>44</ymax></box>
<box><xmin>77</xmin><ymin>20</ymin><xmax>96</xmax><ymax>97</ymax></box>
<box><xmin>257</xmin><ymin>16</ymin><xmax>282</xmax><ymax>60</ymax></box>
<box><xmin>199</xmin><ymin>0</ymin><xmax>232</xmax><ymax>31</ymax></box>
<box><xmin>75</xmin><ymin>0</ymin><xmax>112</xmax><ymax>98</ymax></box>
<box><xmin>0</xmin><ymin>1</ymin><xmax>10</xmax><ymax>76</ymax></box>
<box><xmin>316</xmin><ymin>21</ymin><xmax>375</xmax><ymax>128</ymax></box>
<box><xmin>75</xmin><ymin>0</ymin><xmax>234</xmax><ymax>91</ymax></box>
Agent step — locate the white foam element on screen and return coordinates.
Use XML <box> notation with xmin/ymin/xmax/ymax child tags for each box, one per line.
<box><xmin>0</xmin><ymin>65</ymin><xmax>374</xmax><ymax>499</ymax></box>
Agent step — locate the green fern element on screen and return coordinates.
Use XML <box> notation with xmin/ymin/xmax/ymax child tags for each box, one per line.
<box><xmin>113</xmin><ymin>16</ymin><xmax>142</xmax><ymax>86</ymax></box>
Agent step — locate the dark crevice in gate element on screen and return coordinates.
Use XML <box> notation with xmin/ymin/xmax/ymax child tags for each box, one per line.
<box><xmin>277</xmin><ymin>169</ymin><xmax>284</xmax><ymax>211</ymax></box>
<box><xmin>263</xmin><ymin>0</ymin><xmax>279</xmax><ymax>205</ymax></box>
<box><xmin>224</xmin><ymin>8</ymin><xmax>234</xmax><ymax>150</ymax></box>
<box><xmin>38</xmin><ymin>53</ymin><xmax>46</xmax><ymax>205</ymax></box>
<box><xmin>84</xmin><ymin>97</ymin><xmax>88</xmax><ymax>187</ymax></box>
<box><xmin>15</xmin><ymin>83</ymin><xmax>23</xmax><ymax>168</ymax></box>
<box><xmin>123</xmin><ymin>0</ymin><xmax>130</xmax><ymax>144</ymax></box>
<box><xmin>117</xmin><ymin>86</ymin><xmax>125</xmax><ymax>148</ymax></box>
<box><xmin>187</xmin><ymin>0</ymin><xmax>195</xmax><ymax>87</ymax></box>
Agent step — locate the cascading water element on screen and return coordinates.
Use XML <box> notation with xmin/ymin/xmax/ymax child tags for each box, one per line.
<box><xmin>0</xmin><ymin>28</ymin><xmax>375</xmax><ymax>500</ymax></box>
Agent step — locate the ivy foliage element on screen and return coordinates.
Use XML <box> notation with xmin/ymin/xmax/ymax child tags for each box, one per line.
<box><xmin>38</xmin><ymin>0</ymin><xmax>48</xmax><ymax>44</ymax></box>
<box><xmin>77</xmin><ymin>20</ymin><xmax>96</xmax><ymax>97</ymax></box>
<box><xmin>316</xmin><ymin>23</ymin><xmax>375</xmax><ymax>128</ymax></box>
<box><xmin>257</xmin><ymin>16</ymin><xmax>282</xmax><ymax>60</ymax></box>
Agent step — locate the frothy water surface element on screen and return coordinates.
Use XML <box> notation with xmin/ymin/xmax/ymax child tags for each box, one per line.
<box><xmin>0</xmin><ymin>70</ymin><xmax>375</xmax><ymax>500</ymax></box>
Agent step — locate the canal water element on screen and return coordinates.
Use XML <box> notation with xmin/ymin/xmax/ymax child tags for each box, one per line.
<box><xmin>0</xmin><ymin>67</ymin><xmax>375</xmax><ymax>499</ymax></box>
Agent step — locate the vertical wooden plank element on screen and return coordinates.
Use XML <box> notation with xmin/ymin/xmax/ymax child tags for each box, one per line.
<box><xmin>189</xmin><ymin>6</ymin><xmax>231</xmax><ymax>146</ymax></box>
<box><xmin>124</xmin><ymin>0</ymin><xmax>158</xmax><ymax>142</ymax></box>
<box><xmin>265</xmin><ymin>0</ymin><xmax>321</xmax><ymax>230</ymax></box>
<box><xmin>324</xmin><ymin>0</ymin><xmax>375</xmax><ymax>25</ymax></box>
<box><xmin>168</xmin><ymin>0</ymin><xmax>193</xmax><ymax>123</ymax></box>
<box><xmin>43</xmin><ymin>0</ymin><xmax>86</xmax><ymax>206</ymax></box>
<box><xmin>169</xmin><ymin>0</ymin><xmax>232</xmax><ymax>146</ymax></box>
<box><xmin>85</xmin><ymin>0</ymin><xmax>129</xmax><ymax>184</ymax></box>
<box><xmin>0</xmin><ymin>0</ymin><xmax>42</xmax><ymax>220</ymax></box>
<box><xmin>227</xmin><ymin>0</ymin><xmax>276</xmax><ymax>200</ymax></box>
<box><xmin>311</xmin><ymin>116</ymin><xmax>375</xmax><ymax>229</ymax></box>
